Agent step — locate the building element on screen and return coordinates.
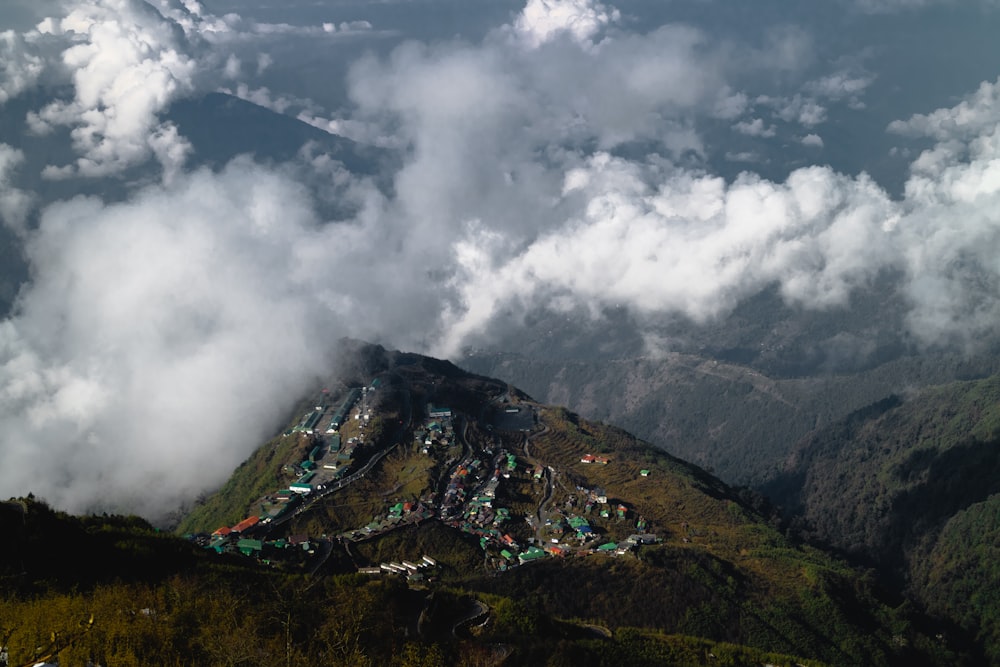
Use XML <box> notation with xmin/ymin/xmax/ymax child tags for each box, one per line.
<box><xmin>237</xmin><ymin>539</ymin><xmax>263</xmax><ymax>556</ymax></box>
<box><xmin>231</xmin><ymin>516</ymin><xmax>260</xmax><ymax>533</ymax></box>
<box><xmin>518</xmin><ymin>546</ymin><xmax>547</xmax><ymax>563</ymax></box>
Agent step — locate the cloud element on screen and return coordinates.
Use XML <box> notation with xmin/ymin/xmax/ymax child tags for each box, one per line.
<box><xmin>888</xmin><ymin>77</ymin><xmax>1000</xmax><ymax>142</ymax></box>
<box><xmin>801</xmin><ymin>133</ymin><xmax>824</xmax><ymax>148</ymax></box>
<box><xmin>733</xmin><ymin>118</ymin><xmax>776</xmax><ymax>137</ymax></box>
<box><xmin>437</xmin><ymin>155</ymin><xmax>901</xmax><ymax>355</ymax></box>
<box><xmin>0</xmin><ymin>160</ymin><xmax>342</xmax><ymax>517</ymax></box>
<box><xmin>512</xmin><ymin>0</ymin><xmax>620</xmax><ymax>49</ymax></box>
<box><xmin>0</xmin><ymin>30</ymin><xmax>45</xmax><ymax>105</ymax></box>
<box><xmin>27</xmin><ymin>0</ymin><xmax>199</xmax><ymax>179</ymax></box>
<box><xmin>806</xmin><ymin>70</ymin><xmax>874</xmax><ymax>101</ymax></box>
<box><xmin>429</xmin><ymin>70</ymin><xmax>1000</xmax><ymax>354</ymax></box>
<box><xmin>0</xmin><ymin>144</ymin><xmax>33</xmax><ymax>232</ymax></box>
<box><xmin>766</xmin><ymin>93</ymin><xmax>828</xmax><ymax>127</ymax></box>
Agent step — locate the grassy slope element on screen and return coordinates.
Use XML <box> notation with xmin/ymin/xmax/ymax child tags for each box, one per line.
<box><xmin>456</xmin><ymin>407</ymin><xmax>949</xmax><ymax>666</ymax></box>
<box><xmin>175</xmin><ymin>430</ymin><xmax>312</xmax><ymax>534</ymax></box>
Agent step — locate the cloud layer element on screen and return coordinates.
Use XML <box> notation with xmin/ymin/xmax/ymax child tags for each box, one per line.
<box><xmin>1</xmin><ymin>0</ymin><xmax>1000</xmax><ymax>518</ymax></box>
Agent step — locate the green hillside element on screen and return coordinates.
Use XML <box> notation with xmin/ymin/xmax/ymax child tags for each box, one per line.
<box><xmin>764</xmin><ymin>373</ymin><xmax>1000</xmax><ymax>661</ymax></box>
<box><xmin>174</xmin><ymin>345</ymin><xmax>961</xmax><ymax>665</ymax></box>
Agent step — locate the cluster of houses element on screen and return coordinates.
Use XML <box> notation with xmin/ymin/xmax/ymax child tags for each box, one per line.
<box><xmin>192</xmin><ymin>384</ymin><xmax>669</xmax><ymax>579</ymax></box>
<box><xmin>353</xmin><ymin>500</ymin><xmax>435</xmax><ymax>538</ymax></box>
<box><xmin>416</xmin><ymin>415</ymin><xmax>454</xmax><ymax>455</ymax></box>
<box><xmin>197</xmin><ymin>515</ymin><xmax>319</xmax><ymax>562</ymax></box>
<box><xmin>188</xmin><ymin>384</ymin><xmax>379</xmax><ymax>567</ymax></box>
<box><xmin>441</xmin><ymin>455</ymin><xmax>491</xmax><ymax>520</ymax></box>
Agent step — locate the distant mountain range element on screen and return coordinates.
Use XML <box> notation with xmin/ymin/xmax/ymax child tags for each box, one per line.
<box><xmin>460</xmin><ymin>347</ymin><xmax>1000</xmax><ymax>487</ymax></box>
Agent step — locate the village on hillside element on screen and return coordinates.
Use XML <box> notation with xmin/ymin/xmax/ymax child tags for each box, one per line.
<box><xmin>187</xmin><ymin>374</ymin><xmax>662</xmax><ymax>579</ymax></box>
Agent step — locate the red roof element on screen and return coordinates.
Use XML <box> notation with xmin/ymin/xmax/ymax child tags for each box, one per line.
<box><xmin>212</xmin><ymin>526</ymin><xmax>232</xmax><ymax>537</ymax></box>
<box><xmin>231</xmin><ymin>516</ymin><xmax>260</xmax><ymax>533</ymax></box>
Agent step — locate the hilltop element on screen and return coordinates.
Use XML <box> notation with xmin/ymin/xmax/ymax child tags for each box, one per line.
<box><xmin>165</xmin><ymin>342</ymin><xmax>961</xmax><ymax>665</ymax></box>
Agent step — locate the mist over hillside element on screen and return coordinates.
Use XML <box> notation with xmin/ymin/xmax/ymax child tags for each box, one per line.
<box><xmin>1</xmin><ymin>0</ymin><xmax>1000</xmax><ymax>520</ymax></box>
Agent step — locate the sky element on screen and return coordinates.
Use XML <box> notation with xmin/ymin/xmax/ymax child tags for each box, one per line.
<box><xmin>1</xmin><ymin>0</ymin><xmax>1000</xmax><ymax>518</ymax></box>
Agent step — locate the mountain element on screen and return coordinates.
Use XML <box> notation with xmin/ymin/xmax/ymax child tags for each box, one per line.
<box><xmin>171</xmin><ymin>342</ymin><xmax>963</xmax><ymax>665</ymax></box>
<box><xmin>166</xmin><ymin>93</ymin><xmax>387</xmax><ymax>177</ymax></box>
<box><xmin>460</xmin><ymin>348</ymin><xmax>999</xmax><ymax>488</ymax></box>
<box><xmin>0</xmin><ymin>343</ymin><xmax>977</xmax><ymax>665</ymax></box>
<box><xmin>762</xmin><ymin>373</ymin><xmax>1000</xmax><ymax>662</ymax></box>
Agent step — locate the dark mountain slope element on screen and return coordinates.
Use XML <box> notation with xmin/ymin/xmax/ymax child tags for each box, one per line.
<box><xmin>763</xmin><ymin>373</ymin><xmax>1000</xmax><ymax>660</ymax></box>
<box><xmin>166</xmin><ymin>92</ymin><xmax>386</xmax><ymax>176</ymax></box>
<box><xmin>460</xmin><ymin>350</ymin><xmax>996</xmax><ymax>487</ymax></box>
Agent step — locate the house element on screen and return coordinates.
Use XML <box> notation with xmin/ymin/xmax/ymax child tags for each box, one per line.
<box><xmin>237</xmin><ymin>539</ymin><xmax>263</xmax><ymax>556</ymax></box>
<box><xmin>231</xmin><ymin>516</ymin><xmax>260</xmax><ymax>533</ymax></box>
<box><xmin>518</xmin><ymin>546</ymin><xmax>547</xmax><ymax>563</ymax></box>
<box><xmin>640</xmin><ymin>469</ymin><xmax>651</xmax><ymax>477</ymax></box>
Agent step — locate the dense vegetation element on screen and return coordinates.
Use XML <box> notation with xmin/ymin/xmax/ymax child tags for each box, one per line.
<box><xmin>763</xmin><ymin>373</ymin><xmax>1000</xmax><ymax>661</ymax></box>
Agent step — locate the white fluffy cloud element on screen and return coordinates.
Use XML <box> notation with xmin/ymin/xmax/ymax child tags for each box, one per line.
<box><xmin>27</xmin><ymin>0</ymin><xmax>199</xmax><ymax>178</ymax></box>
<box><xmin>513</xmin><ymin>0</ymin><xmax>620</xmax><ymax>49</ymax></box>
<box><xmin>432</xmin><ymin>72</ymin><xmax>1000</xmax><ymax>353</ymax></box>
<box><xmin>0</xmin><ymin>160</ymin><xmax>340</xmax><ymax>516</ymax></box>
<box><xmin>438</xmin><ymin>156</ymin><xmax>901</xmax><ymax>355</ymax></box>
